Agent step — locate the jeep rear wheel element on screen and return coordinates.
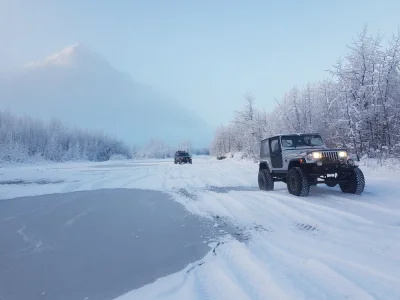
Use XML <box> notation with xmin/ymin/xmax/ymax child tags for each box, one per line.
<box><xmin>258</xmin><ymin>169</ymin><xmax>274</xmax><ymax>191</ymax></box>
<box><xmin>339</xmin><ymin>168</ymin><xmax>365</xmax><ymax>195</ymax></box>
<box><xmin>287</xmin><ymin>167</ymin><xmax>310</xmax><ymax>197</ymax></box>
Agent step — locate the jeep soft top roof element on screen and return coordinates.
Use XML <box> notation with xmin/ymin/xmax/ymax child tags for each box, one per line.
<box><xmin>176</xmin><ymin>150</ymin><xmax>190</xmax><ymax>156</ymax></box>
<box><xmin>261</xmin><ymin>133</ymin><xmax>322</xmax><ymax>142</ymax></box>
<box><xmin>261</xmin><ymin>132</ymin><xmax>321</xmax><ymax>141</ymax></box>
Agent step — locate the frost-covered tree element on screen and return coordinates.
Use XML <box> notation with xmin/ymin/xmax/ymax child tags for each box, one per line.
<box><xmin>0</xmin><ymin>110</ymin><xmax>132</xmax><ymax>163</ymax></box>
<box><xmin>136</xmin><ymin>139</ymin><xmax>173</xmax><ymax>159</ymax></box>
<box><xmin>211</xmin><ymin>26</ymin><xmax>400</xmax><ymax>160</ymax></box>
<box><xmin>179</xmin><ymin>140</ymin><xmax>192</xmax><ymax>153</ymax></box>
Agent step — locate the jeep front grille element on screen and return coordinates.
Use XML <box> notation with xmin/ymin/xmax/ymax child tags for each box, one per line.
<box><xmin>321</xmin><ymin>151</ymin><xmax>339</xmax><ymax>161</ymax></box>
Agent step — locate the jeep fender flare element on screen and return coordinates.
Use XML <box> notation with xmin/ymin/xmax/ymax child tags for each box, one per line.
<box><xmin>288</xmin><ymin>158</ymin><xmax>306</xmax><ymax>170</ymax></box>
<box><xmin>259</xmin><ymin>161</ymin><xmax>270</xmax><ymax>171</ymax></box>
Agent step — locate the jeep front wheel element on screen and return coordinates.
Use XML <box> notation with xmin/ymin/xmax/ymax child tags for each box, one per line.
<box><xmin>287</xmin><ymin>167</ymin><xmax>310</xmax><ymax>197</ymax></box>
<box><xmin>339</xmin><ymin>168</ymin><xmax>365</xmax><ymax>195</ymax></box>
<box><xmin>258</xmin><ymin>169</ymin><xmax>274</xmax><ymax>191</ymax></box>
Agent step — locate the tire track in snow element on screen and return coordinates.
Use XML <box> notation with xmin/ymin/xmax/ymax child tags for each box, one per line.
<box><xmin>198</xmin><ymin>190</ymin><xmax>323</xmax><ymax>236</ymax></box>
<box><xmin>250</xmin><ymin>237</ymin><xmax>383</xmax><ymax>300</ymax></box>
<box><xmin>196</xmin><ymin>258</ymin><xmax>253</xmax><ymax>300</ymax></box>
<box><xmin>254</xmin><ymin>228</ymin><xmax>400</xmax><ymax>299</ymax></box>
<box><xmin>271</xmin><ymin>192</ymin><xmax>400</xmax><ymax>244</ymax></box>
<box><xmin>212</xmin><ymin>240</ymin><xmax>292</xmax><ymax>300</ymax></box>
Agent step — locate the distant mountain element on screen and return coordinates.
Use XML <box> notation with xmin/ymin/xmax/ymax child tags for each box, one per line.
<box><xmin>0</xmin><ymin>43</ymin><xmax>212</xmax><ymax>148</ymax></box>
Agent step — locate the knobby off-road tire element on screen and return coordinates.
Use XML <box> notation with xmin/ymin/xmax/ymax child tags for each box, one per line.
<box><xmin>339</xmin><ymin>168</ymin><xmax>365</xmax><ymax>195</ymax></box>
<box><xmin>287</xmin><ymin>167</ymin><xmax>310</xmax><ymax>197</ymax></box>
<box><xmin>258</xmin><ymin>169</ymin><xmax>274</xmax><ymax>191</ymax></box>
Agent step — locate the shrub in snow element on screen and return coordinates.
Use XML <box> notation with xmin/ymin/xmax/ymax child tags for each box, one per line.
<box><xmin>109</xmin><ymin>154</ymin><xmax>129</xmax><ymax>161</ymax></box>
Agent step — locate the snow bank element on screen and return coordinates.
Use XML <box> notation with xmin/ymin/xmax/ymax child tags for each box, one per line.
<box><xmin>109</xmin><ymin>154</ymin><xmax>130</xmax><ymax>161</ymax></box>
<box><xmin>359</xmin><ymin>157</ymin><xmax>400</xmax><ymax>172</ymax></box>
<box><xmin>220</xmin><ymin>152</ymin><xmax>258</xmax><ymax>163</ymax></box>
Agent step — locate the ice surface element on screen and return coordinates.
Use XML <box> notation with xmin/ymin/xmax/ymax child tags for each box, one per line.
<box><xmin>0</xmin><ymin>189</ymin><xmax>221</xmax><ymax>300</ymax></box>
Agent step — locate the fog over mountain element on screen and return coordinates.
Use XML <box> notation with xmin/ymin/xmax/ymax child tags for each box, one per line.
<box><xmin>0</xmin><ymin>43</ymin><xmax>212</xmax><ymax>148</ymax></box>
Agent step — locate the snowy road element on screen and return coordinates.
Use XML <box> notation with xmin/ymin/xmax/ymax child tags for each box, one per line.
<box><xmin>1</xmin><ymin>157</ymin><xmax>400</xmax><ymax>300</ymax></box>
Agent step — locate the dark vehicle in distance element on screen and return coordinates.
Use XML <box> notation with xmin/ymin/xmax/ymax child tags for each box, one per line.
<box><xmin>174</xmin><ymin>151</ymin><xmax>192</xmax><ymax>164</ymax></box>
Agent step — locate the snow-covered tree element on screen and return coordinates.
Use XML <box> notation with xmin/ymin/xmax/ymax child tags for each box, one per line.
<box><xmin>179</xmin><ymin>140</ymin><xmax>192</xmax><ymax>153</ymax></box>
<box><xmin>0</xmin><ymin>110</ymin><xmax>132</xmax><ymax>163</ymax></box>
<box><xmin>211</xmin><ymin>26</ymin><xmax>400</xmax><ymax>160</ymax></box>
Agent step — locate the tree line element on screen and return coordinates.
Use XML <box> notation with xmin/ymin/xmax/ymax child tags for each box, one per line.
<box><xmin>0</xmin><ymin>111</ymin><xmax>132</xmax><ymax>163</ymax></box>
<box><xmin>133</xmin><ymin>139</ymin><xmax>209</xmax><ymax>159</ymax></box>
<box><xmin>211</xmin><ymin>26</ymin><xmax>400</xmax><ymax>160</ymax></box>
<box><xmin>0</xmin><ymin>110</ymin><xmax>209</xmax><ymax>163</ymax></box>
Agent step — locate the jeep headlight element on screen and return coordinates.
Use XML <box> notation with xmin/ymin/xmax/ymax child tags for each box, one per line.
<box><xmin>312</xmin><ymin>152</ymin><xmax>322</xmax><ymax>159</ymax></box>
<box><xmin>338</xmin><ymin>151</ymin><xmax>347</xmax><ymax>158</ymax></box>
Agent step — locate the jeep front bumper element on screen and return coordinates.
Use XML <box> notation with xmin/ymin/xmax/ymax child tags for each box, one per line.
<box><xmin>306</xmin><ymin>161</ymin><xmax>358</xmax><ymax>176</ymax></box>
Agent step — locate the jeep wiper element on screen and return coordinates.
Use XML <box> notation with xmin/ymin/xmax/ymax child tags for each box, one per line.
<box><xmin>304</xmin><ymin>141</ymin><xmax>315</xmax><ymax>147</ymax></box>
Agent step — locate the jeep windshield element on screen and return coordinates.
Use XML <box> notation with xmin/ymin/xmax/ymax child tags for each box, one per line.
<box><xmin>281</xmin><ymin>135</ymin><xmax>324</xmax><ymax>148</ymax></box>
<box><xmin>178</xmin><ymin>152</ymin><xmax>190</xmax><ymax>156</ymax></box>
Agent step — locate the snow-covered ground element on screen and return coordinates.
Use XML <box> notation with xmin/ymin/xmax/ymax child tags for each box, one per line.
<box><xmin>1</xmin><ymin>156</ymin><xmax>400</xmax><ymax>300</ymax></box>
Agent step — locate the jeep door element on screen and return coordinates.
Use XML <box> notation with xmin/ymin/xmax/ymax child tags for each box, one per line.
<box><xmin>270</xmin><ymin>137</ymin><xmax>283</xmax><ymax>168</ymax></box>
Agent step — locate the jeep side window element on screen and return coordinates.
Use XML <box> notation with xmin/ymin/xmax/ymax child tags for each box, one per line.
<box><xmin>270</xmin><ymin>138</ymin><xmax>281</xmax><ymax>156</ymax></box>
<box><xmin>261</xmin><ymin>140</ymin><xmax>269</xmax><ymax>157</ymax></box>
<box><xmin>282</xmin><ymin>138</ymin><xmax>294</xmax><ymax>147</ymax></box>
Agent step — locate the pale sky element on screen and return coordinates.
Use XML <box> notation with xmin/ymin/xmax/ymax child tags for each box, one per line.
<box><xmin>1</xmin><ymin>0</ymin><xmax>400</xmax><ymax>126</ymax></box>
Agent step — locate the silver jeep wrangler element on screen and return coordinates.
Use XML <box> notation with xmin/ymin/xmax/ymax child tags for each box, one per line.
<box><xmin>258</xmin><ymin>133</ymin><xmax>365</xmax><ymax>197</ymax></box>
